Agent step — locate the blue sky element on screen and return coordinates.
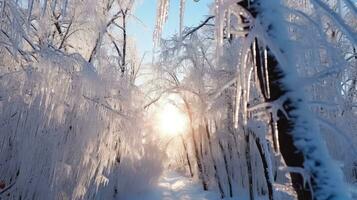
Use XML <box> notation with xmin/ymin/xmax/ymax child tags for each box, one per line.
<box><xmin>128</xmin><ymin>0</ymin><xmax>213</xmax><ymax>56</ymax></box>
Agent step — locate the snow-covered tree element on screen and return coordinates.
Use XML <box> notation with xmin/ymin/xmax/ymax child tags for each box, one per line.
<box><xmin>0</xmin><ymin>0</ymin><xmax>163</xmax><ymax>199</ymax></box>
<box><xmin>154</xmin><ymin>0</ymin><xmax>356</xmax><ymax>199</ymax></box>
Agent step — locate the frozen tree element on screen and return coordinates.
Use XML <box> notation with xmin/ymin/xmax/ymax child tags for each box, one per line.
<box><xmin>155</xmin><ymin>0</ymin><xmax>356</xmax><ymax>199</ymax></box>
<box><xmin>0</xmin><ymin>0</ymin><xmax>355</xmax><ymax>199</ymax></box>
<box><xmin>0</xmin><ymin>0</ymin><xmax>163</xmax><ymax>199</ymax></box>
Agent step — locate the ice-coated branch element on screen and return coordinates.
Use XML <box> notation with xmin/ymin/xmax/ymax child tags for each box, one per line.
<box><xmin>311</xmin><ymin>0</ymin><xmax>357</xmax><ymax>45</ymax></box>
<box><xmin>82</xmin><ymin>95</ymin><xmax>129</xmax><ymax>118</ymax></box>
<box><xmin>279</xmin><ymin>166</ymin><xmax>314</xmax><ymax>198</ymax></box>
<box><xmin>341</xmin><ymin>0</ymin><xmax>357</xmax><ymax>17</ymax></box>
<box><xmin>315</xmin><ymin>115</ymin><xmax>357</xmax><ymax>156</ymax></box>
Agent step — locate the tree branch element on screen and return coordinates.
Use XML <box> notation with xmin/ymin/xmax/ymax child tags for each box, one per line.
<box><xmin>182</xmin><ymin>16</ymin><xmax>214</xmax><ymax>40</ymax></box>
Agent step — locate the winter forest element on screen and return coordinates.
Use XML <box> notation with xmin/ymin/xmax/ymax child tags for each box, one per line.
<box><xmin>0</xmin><ymin>0</ymin><xmax>356</xmax><ymax>199</ymax></box>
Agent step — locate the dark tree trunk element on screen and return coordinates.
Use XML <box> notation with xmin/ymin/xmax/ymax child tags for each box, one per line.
<box><xmin>244</xmin><ymin>128</ymin><xmax>255</xmax><ymax>200</ymax></box>
<box><xmin>192</xmin><ymin>122</ymin><xmax>208</xmax><ymax>190</ymax></box>
<box><xmin>223</xmin><ymin>91</ymin><xmax>235</xmax><ymax>198</ymax></box>
<box><xmin>218</xmin><ymin>140</ymin><xmax>233</xmax><ymax>198</ymax></box>
<box><xmin>183</xmin><ymin>98</ymin><xmax>208</xmax><ymax>191</ymax></box>
<box><xmin>205</xmin><ymin>120</ymin><xmax>225</xmax><ymax>198</ymax></box>
<box><xmin>239</xmin><ymin>1</ymin><xmax>312</xmax><ymax>199</ymax></box>
<box><xmin>121</xmin><ymin>10</ymin><xmax>127</xmax><ymax>74</ymax></box>
<box><xmin>253</xmin><ymin>133</ymin><xmax>274</xmax><ymax>200</ymax></box>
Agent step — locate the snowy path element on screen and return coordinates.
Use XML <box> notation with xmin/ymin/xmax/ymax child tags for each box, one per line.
<box><xmin>123</xmin><ymin>171</ymin><xmax>220</xmax><ymax>200</ymax></box>
<box><xmin>122</xmin><ymin>171</ymin><xmax>299</xmax><ymax>200</ymax></box>
<box><xmin>158</xmin><ymin>171</ymin><xmax>220</xmax><ymax>200</ymax></box>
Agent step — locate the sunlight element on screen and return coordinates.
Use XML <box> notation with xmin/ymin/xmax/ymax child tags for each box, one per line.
<box><xmin>158</xmin><ymin>104</ymin><xmax>189</xmax><ymax>137</ymax></box>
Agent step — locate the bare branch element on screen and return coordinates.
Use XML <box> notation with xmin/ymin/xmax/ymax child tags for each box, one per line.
<box><xmin>182</xmin><ymin>16</ymin><xmax>214</xmax><ymax>40</ymax></box>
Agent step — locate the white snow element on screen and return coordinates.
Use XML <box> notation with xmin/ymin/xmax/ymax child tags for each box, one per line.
<box><xmin>158</xmin><ymin>172</ymin><xmax>220</xmax><ymax>200</ymax></box>
<box><xmin>119</xmin><ymin>170</ymin><xmax>297</xmax><ymax>200</ymax></box>
<box><xmin>0</xmin><ymin>0</ymin><xmax>356</xmax><ymax>199</ymax></box>
<box><xmin>121</xmin><ymin>171</ymin><xmax>220</xmax><ymax>200</ymax></box>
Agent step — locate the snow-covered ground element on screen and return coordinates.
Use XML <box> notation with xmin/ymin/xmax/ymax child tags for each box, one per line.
<box><xmin>120</xmin><ymin>170</ymin><xmax>299</xmax><ymax>200</ymax></box>
<box><xmin>158</xmin><ymin>172</ymin><xmax>220</xmax><ymax>200</ymax></box>
<box><xmin>121</xmin><ymin>171</ymin><xmax>220</xmax><ymax>200</ymax></box>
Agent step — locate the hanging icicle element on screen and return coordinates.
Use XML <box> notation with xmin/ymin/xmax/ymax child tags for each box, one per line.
<box><xmin>215</xmin><ymin>0</ymin><xmax>224</xmax><ymax>59</ymax></box>
<box><xmin>179</xmin><ymin>0</ymin><xmax>186</xmax><ymax>39</ymax></box>
<box><xmin>153</xmin><ymin>0</ymin><xmax>170</xmax><ymax>48</ymax></box>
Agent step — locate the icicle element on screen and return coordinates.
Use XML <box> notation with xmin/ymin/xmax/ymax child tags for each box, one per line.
<box><xmin>241</xmin><ymin>42</ymin><xmax>251</xmax><ymax>125</ymax></box>
<box><xmin>215</xmin><ymin>0</ymin><xmax>253</xmax><ymax>58</ymax></box>
<box><xmin>215</xmin><ymin>0</ymin><xmax>224</xmax><ymax>59</ymax></box>
<box><xmin>264</xmin><ymin>48</ymin><xmax>271</xmax><ymax>99</ymax></box>
<box><xmin>234</xmin><ymin>75</ymin><xmax>242</xmax><ymax>129</ymax></box>
<box><xmin>179</xmin><ymin>0</ymin><xmax>185</xmax><ymax>39</ymax></box>
<box><xmin>244</xmin><ymin>66</ymin><xmax>254</xmax><ymax>124</ymax></box>
<box><xmin>153</xmin><ymin>0</ymin><xmax>170</xmax><ymax>48</ymax></box>
<box><xmin>273</xmin><ymin>121</ymin><xmax>280</xmax><ymax>152</ymax></box>
<box><xmin>227</xmin><ymin>8</ymin><xmax>231</xmax><ymax>37</ymax></box>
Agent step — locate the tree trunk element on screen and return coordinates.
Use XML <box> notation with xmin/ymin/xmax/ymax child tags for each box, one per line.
<box><xmin>238</xmin><ymin>1</ymin><xmax>348</xmax><ymax>199</ymax></box>
<box><xmin>244</xmin><ymin>128</ymin><xmax>255</xmax><ymax>200</ymax></box>
<box><xmin>181</xmin><ymin>136</ymin><xmax>194</xmax><ymax>178</ymax></box>
<box><xmin>253</xmin><ymin>133</ymin><xmax>274</xmax><ymax>200</ymax></box>
<box><xmin>183</xmin><ymin>98</ymin><xmax>208</xmax><ymax>190</ymax></box>
<box><xmin>205</xmin><ymin>120</ymin><xmax>225</xmax><ymax>198</ymax></box>
<box><xmin>218</xmin><ymin>140</ymin><xmax>233</xmax><ymax>198</ymax></box>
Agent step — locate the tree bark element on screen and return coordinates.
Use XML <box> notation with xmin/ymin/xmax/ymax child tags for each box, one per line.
<box><xmin>240</xmin><ymin>1</ymin><xmax>312</xmax><ymax>199</ymax></box>
<box><xmin>243</xmin><ymin>128</ymin><xmax>255</xmax><ymax>200</ymax></box>
<box><xmin>205</xmin><ymin>120</ymin><xmax>225</xmax><ymax>198</ymax></box>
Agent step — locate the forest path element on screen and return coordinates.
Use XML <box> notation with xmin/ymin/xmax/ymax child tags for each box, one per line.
<box><xmin>157</xmin><ymin>171</ymin><xmax>220</xmax><ymax>200</ymax></box>
<box><xmin>120</xmin><ymin>171</ymin><xmax>220</xmax><ymax>200</ymax></box>
<box><xmin>151</xmin><ymin>171</ymin><xmax>297</xmax><ymax>200</ymax></box>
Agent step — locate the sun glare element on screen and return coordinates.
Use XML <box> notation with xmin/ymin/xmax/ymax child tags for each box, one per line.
<box><xmin>158</xmin><ymin>104</ymin><xmax>188</xmax><ymax>136</ymax></box>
